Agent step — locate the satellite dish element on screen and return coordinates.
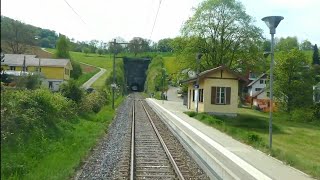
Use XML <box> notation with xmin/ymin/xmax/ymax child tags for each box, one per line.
<box><xmin>188</xmin><ymin>70</ymin><xmax>196</xmax><ymax>78</ymax></box>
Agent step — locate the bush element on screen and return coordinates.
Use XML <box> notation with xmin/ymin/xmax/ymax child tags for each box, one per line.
<box><xmin>247</xmin><ymin>132</ymin><xmax>263</xmax><ymax>144</ymax></box>
<box><xmin>186</xmin><ymin>111</ymin><xmax>197</xmax><ymax>117</ymax></box>
<box><xmin>79</xmin><ymin>90</ymin><xmax>107</xmax><ymax>113</ymax></box>
<box><xmin>312</xmin><ymin>103</ymin><xmax>320</xmax><ymax>121</ymax></box>
<box><xmin>1</xmin><ymin>89</ymin><xmax>77</xmax><ymax>147</ymax></box>
<box><xmin>59</xmin><ymin>80</ymin><xmax>84</xmax><ymax>103</ymax></box>
<box><xmin>291</xmin><ymin>108</ymin><xmax>314</xmax><ymax>122</ymax></box>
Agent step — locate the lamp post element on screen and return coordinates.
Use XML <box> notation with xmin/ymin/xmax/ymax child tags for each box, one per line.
<box><xmin>195</xmin><ymin>53</ymin><xmax>203</xmax><ymax>113</ymax></box>
<box><xmin>261</xmin><ymin>16</ymin><xmax>284</xmax><ymax>149</ymax></box>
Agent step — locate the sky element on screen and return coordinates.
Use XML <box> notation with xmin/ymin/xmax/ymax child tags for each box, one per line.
<box><xmin>1</xmin><ymin>0</ymin><xmax>320</xmax><ymax>45</ymax></box>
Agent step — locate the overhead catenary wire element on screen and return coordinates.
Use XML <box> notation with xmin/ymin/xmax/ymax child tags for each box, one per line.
<box><xmin>149</xmin><ymin>0</ymin><xmax>162</xmax><ymax>40</ymax></box>
<box><xmin>63</xmin><ymin>0</ymin><xmax>86</xmax><ymax>24</ymax></box>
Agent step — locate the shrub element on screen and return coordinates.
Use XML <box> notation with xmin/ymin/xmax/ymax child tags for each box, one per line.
<box><xmin>186</xmin><ymin>111</ymin><xmax>197</xmax><ymax>117</ymax></box>
<box><xmin>59</xmin><ymin>80</ymin><xmax>84</xmax><ymax>103</ymax></box>
<box><xmin>1</xmin><ymin>89</ymin><xmax>77</xmax><ymax>147</ymax></box>
<box><xmin>291</xmin><ymin>108</ymin><xmax>314</xmax><ymax>122</ymax></box>
<box><xmin>312</xmin><ymin>103</ymin><xmax>320</xmax><ymax>121</ymax></box>
<box><xmin>79</xmin><ymin>91</ymin><xmax>107</xmax><ymax>113</ymax></box>
<box><xmin>1</xmin><ymin>88</ymin><xmax>77</xmax><ymax>178</ymax></box>
<box><xmin>247</xmin><ymin>132</ymin><xmax>263</xmax><ymax>144</ymax></box>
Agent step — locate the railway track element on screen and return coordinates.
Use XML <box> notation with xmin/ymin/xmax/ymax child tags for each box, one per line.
<box><xmin>131</xmin><ymin>98</ymin><xmax>184</xmax><ymax>179</ymax></box>
<box><xmin>116</xmin><ymin>94</ymin><xmax>208</xmax><ymax>179</ymax></box>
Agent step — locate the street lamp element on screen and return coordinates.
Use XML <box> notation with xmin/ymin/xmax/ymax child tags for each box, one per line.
<box><xmin>261</xmin><ymin>16</ymin><xmax>284</xmax><ymax>149</ymax></box>
<box><xmin>195</xmin><ymin>53</ymin><xmax>203</xmax><ymax>113</ymax></box>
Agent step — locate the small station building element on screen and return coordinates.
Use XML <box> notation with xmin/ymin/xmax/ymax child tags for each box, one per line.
<box><xmin>181</xmin><ymin>65</ymin><xmax>247</xmax><ymax>116</ymax></box>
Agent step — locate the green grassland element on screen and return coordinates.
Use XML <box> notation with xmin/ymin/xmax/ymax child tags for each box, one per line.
<box><xmin>46</xmin><ymin>49</ymin><xmax>114</xmax><ymax>88</ymax></box>
<box><xmin>186</xmin><ymin>109</ymin><xmax>320</xmax><ymax>178</ymax></box>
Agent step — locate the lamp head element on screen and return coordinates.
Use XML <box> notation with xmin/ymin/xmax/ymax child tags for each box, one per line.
<box><xmin>261</xmin><ymin>16</ymin><xmax>284</xmax><ymax>34</ymax></box>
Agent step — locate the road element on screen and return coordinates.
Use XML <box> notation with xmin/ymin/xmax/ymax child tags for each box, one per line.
<box><xmin>80</xmin><ymin>62</ymin><xmax>106</xmax><ymax>89</ymax></box>
<box><xmin>166</xmin><ymin>86</ymin><xmax>183</xmax><ymax>102</ymax></box>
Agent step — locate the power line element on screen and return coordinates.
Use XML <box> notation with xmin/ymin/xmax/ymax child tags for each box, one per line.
<box><xmin>149</xmin><ymin>0</ymin><xmax>162</xmax><ymax>40</ymax></box>
<box><xmin>63</xmin><ymin>0</ymin><xmax>86</xmax><ymax>24</ymax></box>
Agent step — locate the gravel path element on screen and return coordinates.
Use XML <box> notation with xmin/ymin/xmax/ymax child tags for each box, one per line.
<box><xmin>74</xmin><ymin>97</ymin><xmax>132</xmax><ymax>180</ymax></box>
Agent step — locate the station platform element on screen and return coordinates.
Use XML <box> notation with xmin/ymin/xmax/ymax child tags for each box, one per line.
<box><xmin>146</xmin><ymin>98</ymin><xmax>314</xmax><ymax>180</ymax></box>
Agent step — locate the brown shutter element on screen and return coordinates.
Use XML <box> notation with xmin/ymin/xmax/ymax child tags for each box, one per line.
<box><xmin>211</xmin><ymin>87</ymin><xmax>216</xmax><ymax>104</ymax></box>
<box><xmin>226</xmin><ymin>87</ymin><xmax>231</xmax><ymax>105</ymax></box>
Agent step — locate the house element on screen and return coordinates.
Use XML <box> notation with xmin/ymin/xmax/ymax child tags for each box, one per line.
<box><xmin>246</xmin><ymin>73</ymin><xmax>277</xmax><ymax>112</ymax></box>
<box><xmin>181</xmin><ymin>65</ymin><xmax>247</xmax><ymax>116</ymax></box>
<box><xmin>1</xmin><ymin>54</ymin><xmax>73</xmax><ymax>91</ymax></box>
<box><xmin>247</xmin><ymin>73</ymin><xmax>268</xmax><ymax>97</ymax></box>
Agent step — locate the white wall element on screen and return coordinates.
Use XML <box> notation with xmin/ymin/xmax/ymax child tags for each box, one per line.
<box><xmin>42</xmin><ymin>79</ymin><xmax>64</xmax><ymax>91</ymax></box>
<box><xmin>249</xmin><ymin>78</ymin><xmax>267</xmax><ymax>96</ymax></box>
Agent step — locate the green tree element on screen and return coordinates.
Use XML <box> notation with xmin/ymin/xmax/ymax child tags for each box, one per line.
<box><xmin>82</xmin><ymin>47</ymin><xmax>90</xmax><ymax>55</ymax></box>
<box><xmin>128</xmin><ymin>37</ymin><xmax>150</xmax><ymax>56</ymax></box>
<box><xmin>300</xmin><ymin>40</ymin><xmax>313</xmax><ymax>51</ymax></box>
<box><xmin>40</xmin><ymin>38</ymin><xmax>51</xmax><ymax>48</ymax></box>
<box><xmin>274</xmin><ymin>48</ymin><xmax>314</xmax><ymax>112</ymax></box>
<box><xmin>157</xmin><ymin>38</ymin><xmax>173</xmax><ymax>52</ymax></box>
<box><xmin>55</xmin><ymin>35</ymin><xmax>70</xmax><ymax>58</ymax></box>
<box><xmin>313</xmin><ymin>44</ymin><xmax>319</xmax><ymax>65</ymax></box>
<box><xmin>180</xmin><ymin>0</ymin><xmax>263</xmax><ymax>70</ymax></box>
<box><xmin>70</xmin><ymin>60</ymin><xmax>82</xmax><ymax>79</ymax></box>
<box><xmin>97</xmin><ymin>48</ymin><xmax>104</xmax><ymax>56</ymax></box>
<box><xmin>275</xmin><ymin>36</ymin><xmax>299</xmax><ymax>52</ymax></box>
<box><xmin>1</xmin><ymin>16</ymin><xmax>36</xmax><ymax>53</ymax></box>
<box><xmin>89</xmin><ymin>39</ymin><xmax>99</xmax><ymax>53</ymax></box>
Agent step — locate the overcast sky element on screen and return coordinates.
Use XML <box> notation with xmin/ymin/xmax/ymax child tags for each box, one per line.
<box><xmin>1</xmin><ymin>0</ymin><xmax>320</xmax><ymax>45</ymax></box>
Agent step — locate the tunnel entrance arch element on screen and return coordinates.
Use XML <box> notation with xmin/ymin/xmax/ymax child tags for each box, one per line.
<box><xmin>123</xmin><ymin>57</ymin><xmax>150</xmax><ymax>92</ymax></box>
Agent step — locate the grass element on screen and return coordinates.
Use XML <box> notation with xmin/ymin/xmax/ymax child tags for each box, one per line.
<box><xmin>92</xmin><ymin>71</ymin><xmax>110</xmax><ymax>88</ymax></box>
<box><xmin>2</xmin><ymin>97</ymin><xmax>124</xmax><ymax>180</ymax></box>
<box><xmin>77</xmin><ymin>65</ymin><xmax>100</xmax><ymax>86</ymax></box>
<box><xmin>45</xmin><ymin>49</ymin><xmax>113</xmax><ymax>89</ymax></box>
<box><xmin>185</xmin><ymin>108</ymin><xmax>320</xmax><ymax>178</ymax></box>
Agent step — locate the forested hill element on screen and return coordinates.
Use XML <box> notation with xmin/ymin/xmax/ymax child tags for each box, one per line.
<box><xmin>1</xmin><ymin>15</ymin><xmax>59</xmax><ymax>50</ymax></box>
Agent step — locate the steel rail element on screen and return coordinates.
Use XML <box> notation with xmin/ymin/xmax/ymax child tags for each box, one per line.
<box><xmin>130</xmin><ymin>99</ymin><xmax>135</xmax><ymax>180</ymax></box>
<box><xmin>140</xmin><ymin>100</ymin><xmax>185</xmax><ymax>180</ymax></box>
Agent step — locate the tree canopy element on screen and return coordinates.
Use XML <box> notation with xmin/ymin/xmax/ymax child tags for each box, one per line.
<box><xmin>300</xmin><ymin>40</ymin><xmax>313</xmax><ymax>51</ymax></box>
<box><xmin>275</xmin><ymin>36</ymin><xmax>299</xmax><ymax>52</ymax></box>
<box><xmin>55</xmin><ymin>35</ymin><xmax>70</xmax><ymax>59</ymax></box>
<box><xmin>128</xmin><ymin>37</ymin><xmax>150</xmax><ymax>56</ymax></box>
<box><xmin>274</xmin><ymin>48</ymin><xmax>314</xmax><ymax>112</ymax></box>
<box><xmin>157</xmin><ymin>38</ymin><xmax>173</xmax><ymax>52</ymax></box>
<box><xmin>1</xmin><ymin>16</ymin><xmax>36</xmax><ymax>53</ymax></box>
<box><xmin>177</xmin><ymin>0</ymin><xmax>263</xmax><ymax>73</ymax></box>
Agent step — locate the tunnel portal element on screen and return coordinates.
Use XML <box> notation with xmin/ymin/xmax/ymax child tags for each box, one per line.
<box><xmin>123</xmin><ymin>57</ymin><xmax>150</xmax><ymax>92</ymax></box>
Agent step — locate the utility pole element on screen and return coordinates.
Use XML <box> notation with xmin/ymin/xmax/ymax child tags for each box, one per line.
<box><xmin>112</xmin><ymin>39</ymin><xmax>116</xmax><ymax>109</ymax></box>
<box><xmin>109</xmin><ymin>39</ymin><xmax>146</xmax><ymax>109</ymax></box>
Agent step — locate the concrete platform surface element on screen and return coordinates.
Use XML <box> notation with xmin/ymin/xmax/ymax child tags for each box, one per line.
<box><xmin>146</xmin><ymin>98</ymin><xmax>314</xmax><ymax>180</ymax></box>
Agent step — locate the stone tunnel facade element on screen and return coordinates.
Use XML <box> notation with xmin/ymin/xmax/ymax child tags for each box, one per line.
<box><xmin>123</xmin><ymin>57</ymin><xmax>150</xmax><ymax>92</ymax></box>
